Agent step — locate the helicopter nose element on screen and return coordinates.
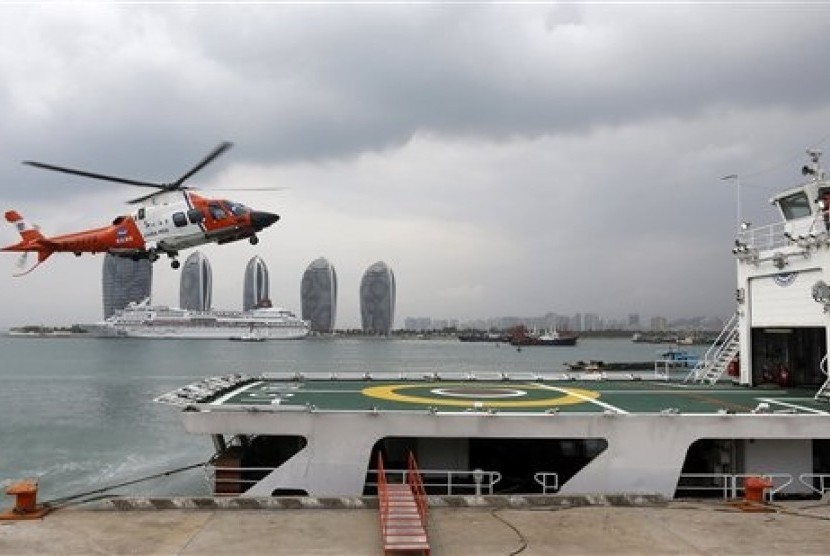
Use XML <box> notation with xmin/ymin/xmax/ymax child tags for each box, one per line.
<box><xmin>251</xmin><ymin>211</ymin><xmax>280</xmax><ymax>231</ymax></box>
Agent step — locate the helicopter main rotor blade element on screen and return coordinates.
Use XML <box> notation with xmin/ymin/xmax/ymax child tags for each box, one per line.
<box><xmin>22</xmin><ymin>161</ymin><xmax>163</xmax><ymax>189</ymax></box>
<box><xmin>171</xmin><ymin>141</ymin><xmax>233</xmax><ymax>188</ymax></box>
<box><xmin>127</xmin><ymin>190</ymin><xmax>167</xmax><ymax>205</ymax></box>
<box><xmin>209</xmin><ymin>187</ymin><xmax>288</xmax><ymax>192</ymax></box>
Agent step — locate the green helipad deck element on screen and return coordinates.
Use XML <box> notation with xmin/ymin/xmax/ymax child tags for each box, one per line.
<box><xmin>208</xmin><ymin>376</ymin><xmax>830</xmax><ymax>415</ymax></box>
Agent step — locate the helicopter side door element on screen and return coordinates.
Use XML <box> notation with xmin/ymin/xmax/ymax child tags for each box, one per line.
<box><xmin>138</xmin><ymin>203</ymin><xmax>207</xmax><ymax>251</ymax></box>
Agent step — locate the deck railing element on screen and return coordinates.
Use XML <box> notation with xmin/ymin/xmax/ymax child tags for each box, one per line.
<box><xmin>737</xmin><ymin>221</ymin><xmax>790</xmax><ymax>252</ymax></box>
<box><xmin>366</xmin><ymin>468</ymin><xmax>502</xmax><ymax>495</ymax></box>
<box><xmin>533</xmin><ymin>472</ymin><xmax>560</xmax><ymax>494</ymax></box>
<box><xmin>407</xmin><ymin>452</ymin><xmax>429</xmax><ymax>529</ymax></box>
<box><xmin>207</xmin><ymin>465</ymin><xmax>276</xmax><ymax>495</ymax></box>
<box><xmin>377</xmin><ymin>453</ymin><xmax>391</xmax><ymax>538</ymax></box>
<box><xmin>208</xmin><ymin>463</ymin><xmax>503</xmax><ymax>496</ymax></box>
<box><xmin>676</xmin><ymin>472</ymin><xmax>793</xmax><ymax>501</ymax></box>
<box><xmin>797</xmin><ymin>473</ymin><xmax>830</xmax><ymax>496</ymax></box>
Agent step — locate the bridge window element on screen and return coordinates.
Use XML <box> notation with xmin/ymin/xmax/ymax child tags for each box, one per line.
<box><xmin>778</xmin><ymin>191</ymin><xmax>812</xmax><ymax>220</ymax></box>
<box><xmin>187</xmin><ymin>209</ymin><xmax>205</xmax><ymax>224</ymax></box>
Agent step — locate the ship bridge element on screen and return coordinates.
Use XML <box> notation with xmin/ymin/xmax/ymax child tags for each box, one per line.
<box><xmin>731</xmin><ymin>150</ymin><xmax>830</xmax><ymax>394</ymax></box>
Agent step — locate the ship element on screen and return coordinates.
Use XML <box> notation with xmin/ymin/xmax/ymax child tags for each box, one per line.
<box><xmin>509</xmin><ymin>324</ymin><xmax>578</xmax><ymax>346</ymax></box>
<box><xmin>93</xmin><ymin>298</ymin><xmax>309</xmax><ymax>340</ymax></box>
<box><xmin>456</xmin><ymin>330</ymin><xmax>509</xmax><ymax>343</ymax></box>
<box><xmin>155</xmin><ymin>149</ymin><xmax>830</xmax><ymax>501</ymax></box>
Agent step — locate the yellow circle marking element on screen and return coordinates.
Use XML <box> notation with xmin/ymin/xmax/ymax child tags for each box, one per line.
<box><xmin>362</xmin><ymin>383</ymin><xmax>600</xmax><ymax>408</ymax></box>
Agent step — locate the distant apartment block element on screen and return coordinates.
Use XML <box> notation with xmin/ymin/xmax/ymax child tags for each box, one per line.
<box><xmin>583</xmin><ymin>313</ymin><xmax>602</xmax><ymax>331</ymax></box>
<box><xmin>650</xmin><ymin>316</ymin><xmax>668</xmax><ymax>331</ymax></box>
<box><xmin>405</xmin><ymin>317</ymin><xmax>432</xmax><ymax>331</ymax></box>
<box><xmin>180</xmin><ymin>251</ymin><xmax>212</xmax><ymax>311</ymax></box>
<box><xmin>300</xmin><ymin>257</ymin><xmax>338</xmax><ymax>332</ymax></box>
<box><xmin>360</xmin><ymin>261</ymin><xmax>395</xmax><ymax>334</ymax></box>
<box><xmin>102</xmin><ymin>254</ymin><xmax>152</xmax><ymax>318</ymax></box>
<box><xmin>243</xmin><ymin>256</ymin><xmax>270</xmax><ymax>311</ymax></box>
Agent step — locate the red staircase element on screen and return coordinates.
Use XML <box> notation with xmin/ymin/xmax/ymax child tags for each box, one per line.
<box><xmin>377</xmin><ymin>452</ymin><xmax>430</xmax><ymax>555</ymax></box>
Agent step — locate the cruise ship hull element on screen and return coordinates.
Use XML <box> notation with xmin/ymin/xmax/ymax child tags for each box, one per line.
<box><xmin>93</xmin><ymin>301</ymin><xmax>310</xmax><ymax>340</ymax></box>
<box><xmin>99</xmin><ymin>326</ymin><xmax>308</xmax><ymax>340</ymax></box>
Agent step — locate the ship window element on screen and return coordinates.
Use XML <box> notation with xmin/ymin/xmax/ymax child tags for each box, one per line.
<box><xmin>172</xmin><ymin>212</ymin><xmax>187</xmax><ymax>227</ymax></box>
<box><xmin>209</xmin><ymin>204</ymin><xmax>226</xmax><ymax>220</ymax></box>
<box><xmin>187</xmin><ymin>209</ymin><xmax>204</xmax><ymax>224</ymax></box>
<box><xmin>778</xmin><ymin>191</ymin><xmax>812</xmax><ymax>220</ymax></box>
<box><xmin>137</xmin><ymin>208</ymin><xmax>146</xmax><ymax>220</ymax></box>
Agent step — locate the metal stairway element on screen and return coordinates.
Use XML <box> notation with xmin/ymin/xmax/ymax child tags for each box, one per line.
<box><xmin>685</xmin><ymin>312</ymin><xmax>739</xmax><ymax>385</ymax></box>
<box><xmin>377</xmin><ymin>452</ymin><xmax>430</xmax><ymax>555</ymax></box>
<box><xmin>814</xmin><ymin>355</ymin><xmax>830</xmax><ymax>401</ymax></box>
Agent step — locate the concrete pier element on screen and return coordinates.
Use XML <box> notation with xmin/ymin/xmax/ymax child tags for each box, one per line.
<box><xmin>2</xmin><ymin>496</ymin><xmax>829</xmax><ymax>554</ymax></box>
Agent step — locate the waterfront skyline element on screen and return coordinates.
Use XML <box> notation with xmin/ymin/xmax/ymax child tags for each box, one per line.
<box><xmin>1</xmin><ymin>4</ymin><xmax>830</xmax><ymax>328</ymax></box>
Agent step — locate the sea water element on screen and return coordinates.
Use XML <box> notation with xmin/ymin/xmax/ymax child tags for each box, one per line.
<box><xmin>0</xmin><ymin>335</ymin><xmax>695</xmax><ymax>501</ymax></box>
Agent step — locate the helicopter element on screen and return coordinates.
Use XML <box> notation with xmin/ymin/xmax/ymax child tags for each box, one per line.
<box><xmin>2</xmin><ymin>142</ymin><xmax>280</xmax><ymax>276</ymax></box>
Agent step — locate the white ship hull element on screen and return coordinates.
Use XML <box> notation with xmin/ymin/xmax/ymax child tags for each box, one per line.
<box><xmin>109</xmin><ymin>325</ymin><xmax>308</xmax><ymax>340</ymax></box>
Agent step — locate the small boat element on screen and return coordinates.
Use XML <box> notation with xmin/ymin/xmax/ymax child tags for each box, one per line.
<box><xmin>566</xmin><ymin>359</ymin><xmax>605</xmax><ymax>371</ymax></box>
<box><xmin>457</xmin><ymin>331</ymin><xmax>508</xmax><ymax>343</ymax></box>
<box><xmin>658</xmin><ymin>347</ymin><xmax>698</xmax><ymax>367</ymax></box>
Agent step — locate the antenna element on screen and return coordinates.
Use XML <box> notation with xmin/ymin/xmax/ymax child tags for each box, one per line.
<box><xmin>721</xmin><ymin>174</ymin><xmax>741</xmax><ymax>230</ymax></box>
<box><xmin>804</xmin><ymin>149</ymin><xmax>825</xmax><ymax>180</ymax></box>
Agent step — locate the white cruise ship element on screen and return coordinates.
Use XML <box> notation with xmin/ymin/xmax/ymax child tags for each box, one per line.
<box><xmin>95</xmin><ymin>298</ymin><xmax>309</xmax><ymax>340</ymax></box>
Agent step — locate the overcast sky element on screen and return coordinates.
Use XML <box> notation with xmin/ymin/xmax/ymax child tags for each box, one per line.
<box><xmin>1</xmin><ymin>2</ymin><xmax>830</xmax><ymax>329</ymax></box>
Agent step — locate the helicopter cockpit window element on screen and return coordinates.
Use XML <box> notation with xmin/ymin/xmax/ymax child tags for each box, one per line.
<box><xmin>208</xmin><ymin>204</ymin><xmax>227</xmax><ymax>220</ymax></box>
<box><xmin>228</xmin><ymin>203</ymin><xmax>247</xmax><ymax>217</ymax></box>
<box><xmin>778</xmin><ymin>191</ymin><xmax>812</xmax><ymax>221</ymax></box>
<box><xmin>172</xmin><ymin>212</ymin><xmax>188</xmax><ymax>228</ymax></box>
<box><xmin>187</xmin><ymin>209</ymin><xmax>204</xmax><ymax>224</ymax></box>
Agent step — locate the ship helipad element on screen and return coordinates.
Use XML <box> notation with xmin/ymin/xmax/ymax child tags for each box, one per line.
<box><xmin>156</xmin><ymin>372</ymin><xmax>830</xmax><ymax>500</ymax></box>
<box><xmin>208</xmin><ymin>375</ymin><xmax>829</xmax><ymax>415</ymax></box>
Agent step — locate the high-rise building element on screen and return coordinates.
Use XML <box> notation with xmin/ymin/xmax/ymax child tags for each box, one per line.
<box><xmin>180</xmin><ymin>251</ymin><xmax>212</xmax><ymax>311</ymax></box>
<box><xmin>300</xmin><ymin>257</ymin><xmax>337</xmax><ymax>332</ymax></box>
<box><xmin>243</xmin><ymin>255</ymin><xmax>270</xmax><ymax>311</ymax></box>
<box><xmin>101</xmin><ymin>254</ymin><xmax>152</xmax><ymax>318</ymax></box>
<box><xmin>360</xmin><ymin>261</ymin><xmax>395</xmax><ymax>335</ymax></box>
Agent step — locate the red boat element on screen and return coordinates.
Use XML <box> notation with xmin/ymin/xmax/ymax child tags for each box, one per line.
<box><xmin>509</xmin><ymin>325</ymin><xmax>578</xmax><ymax>346</ymax></box>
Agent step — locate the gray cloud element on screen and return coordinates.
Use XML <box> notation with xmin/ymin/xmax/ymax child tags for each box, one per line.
<box><xmin>1</xmin><ymin>4</ymin><xmax>829</xmax><ymax>327</ymax></box>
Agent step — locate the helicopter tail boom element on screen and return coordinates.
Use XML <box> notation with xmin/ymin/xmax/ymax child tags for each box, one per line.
<box><xmin>2</xmin><ymin>210</ymin><xmax>56</xmax><ymax>275</ymax></box>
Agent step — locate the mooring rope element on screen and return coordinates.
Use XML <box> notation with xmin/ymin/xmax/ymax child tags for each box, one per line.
<box><xmin>41</xmin><ymin>461</ymin><xmax>209</xmax><ymax>509</ymax></box>
<box><xmin>490</xmin><ymin>508</ymin><xmax>529</xmax><ymax>555</ymax></box>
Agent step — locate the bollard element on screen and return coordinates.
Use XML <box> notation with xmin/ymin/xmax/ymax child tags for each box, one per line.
<box><xmin>0</xmin><ymin>480</ymin><xmax>51</xmax><ymax>520</ymax></box>
<box><xmin>744</xmin><ymin>476</ymin><xmax>773</xmax><ymax>504</ymax></box>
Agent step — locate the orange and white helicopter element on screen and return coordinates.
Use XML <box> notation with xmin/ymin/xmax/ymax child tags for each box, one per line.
<box><xmin>2</xmin><ymin>142</ymin><xmax>280</xmax><ymax>276</ymax></box>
